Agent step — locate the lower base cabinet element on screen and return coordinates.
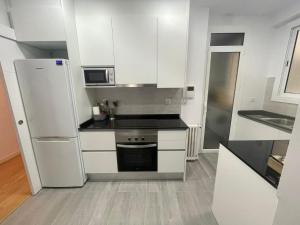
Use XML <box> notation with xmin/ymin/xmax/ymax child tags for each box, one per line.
<box><xmin>82</xmin><ymin>152</ymin><xmax>117</xmax><ymax>173</ymax></box>
<box><xmin>212</xmin><ymin>145</ymin><xmax>278</xmax><ymax>225</ymax></box>
<box><xmin>158</xmin><ymin>151</ymin><xmax>185</xmax><ymax>173</ymax></box>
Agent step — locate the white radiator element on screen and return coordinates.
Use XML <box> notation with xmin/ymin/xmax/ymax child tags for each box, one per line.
<box><xmin>186</xmin><ymin>125</ymin><xmax>201</xmax><ymax>160</ymax></box>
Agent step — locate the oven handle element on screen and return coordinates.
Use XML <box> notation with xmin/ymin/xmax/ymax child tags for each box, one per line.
<box><xmin>116</xmin><ymin>143</ymin><xmax>157</xmax><ymax>149</ymax></box>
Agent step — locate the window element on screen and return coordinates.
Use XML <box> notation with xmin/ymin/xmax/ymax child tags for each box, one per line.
<box><xmin>210</xmin><ymin>33</ymin><xmax>245</xmax><ymax>46</ymax></box>
<box><xmin>273</xmin><ymin>26</ymin><xmax>300</xmax><ymax>104</ymax></box>
<box><xmin>284</xmin><ymin>28</ymin><xmax>300</xmax><ymax>94</ymax></box>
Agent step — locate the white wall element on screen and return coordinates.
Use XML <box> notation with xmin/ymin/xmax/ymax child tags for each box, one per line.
<box><xmin>75</xmin><ymin>0</ymin><xmax>188</xmax><ymax>17</ymax></box>
<box><xmin>61</xmin><ymin>0</ymin><xmax>94</xmax><ymax>124</ymax></box>
<box><xmin>94</xmin><ymin>88</ymin><xmax>182</xmax><ymax>115</ymax></box>
<box><xmin>180</xmin><ymin>1</ymin><xmax>209</xmax><ymax>126</ymax></box>
<box><xmin>209</xmin><ymin>14</ymin><xmax>272</xmax><ymax>110</ymax></box>
<box><xmin>272</xmin><ymin>105</ymin><xmax>300</xmax><ymax>225</ymax></box>
<box><xmin>206</xmin><ymin>14</ymin><xmax>273</xmax><ymax>139</ymax></box>
<box><xmin>9</xmin><ymin>0</ymin><xmax>61</xmax><ymax>7</ymax></box>
<box><xmin>0</xmin><ymin>33</ymin><xmax>48</xmax><ymax>194</ymax></box>
<box><xmin>0</xmin><ymin>0</ymin><xmax>10</xmax><ymax>27</ymax></box>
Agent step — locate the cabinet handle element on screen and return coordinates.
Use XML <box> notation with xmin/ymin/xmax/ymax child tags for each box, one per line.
<box><xmin>18</xmin><ymin>120</ymin><xmax>23</xmax><ymax>125</ymax></box>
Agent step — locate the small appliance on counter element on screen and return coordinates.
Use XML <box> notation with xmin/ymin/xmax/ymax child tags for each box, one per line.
<box><xmin>92</xmin><ymin>106</ymin><xmax>107</xmax><ymax>121</ymax></box>
<box><xmin>93</xmin><ymin>99</ymin><xmax>118</xmax><ymax>121</ymax></box>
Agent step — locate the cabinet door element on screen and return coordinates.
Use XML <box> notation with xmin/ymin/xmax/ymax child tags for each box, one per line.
<box><xmin>76</xmin><ymin>16</ymin><xmax>114</xmax><ymax>66</ymax></box>
<box><xmin>82</xmin><ymin>152</ymin><xmax>118</xmax><ymax>173</ymax></box>
<box><xmin>158</xmin><ymin>130</ymin><xmax>187</xmax><ymax>150</ymax></box>
<box><xmin>158</xmin><ymin>151</ymin><xmax>185</xmax><ymax>173</ymax></box>
<box><xmin>113</xmin><ymin>16</ymin><xmax>157</xmax><ymax>85</ymax></box>
<box><xmin>79</xmin><ymin>131</ymin><xmax>116</xmax><ymax>151</ymax></box>
<box><xmin>11</xmin><ymin>6</ymin><xmax>66</xmax><ymax>42</ymax></box>
<box><xmin>157</xmin><ymin>15</ymin><xmax>188</xmax><ymax>88</ymax></box>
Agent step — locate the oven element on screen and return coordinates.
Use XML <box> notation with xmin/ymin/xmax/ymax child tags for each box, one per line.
<box><xmin>83</xmin><ymin>67</ymin><xmax>115</xmax><ymax>86</ymax></box>
<box><xmin>116</xmin><ymin>130</ymin><xmax>157</xmax><ymax>172</ymax></box>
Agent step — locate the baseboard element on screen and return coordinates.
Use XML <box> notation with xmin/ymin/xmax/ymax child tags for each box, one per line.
<box><xmin>200</xmin><ymin>149</ymin><xmax>219</xmax><ymax>153</ymax></box>
<box><xmin>0</xmin><ymin>152</ymin><xmax>20</xmax><ymax>164</ymax></box>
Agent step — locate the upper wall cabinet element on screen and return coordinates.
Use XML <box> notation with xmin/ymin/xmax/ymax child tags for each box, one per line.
<box><xmin>157</xmin><ymin>15</ymin><xmax>188</xmax><ymax>88</ymax></box>
<box><xmin>76</xmin><ymin>16</ymin><xmax>114</xmax><ymax>66</ymax></box>
<box><xmin>11</xmin><ymin>6</ymin><xmax>66</xmax><ymax>42</ymax></box>
<box><xmin>113</xmin><ymin>16</ymin><xmax>157</xmax><ymax>85</ymax></box>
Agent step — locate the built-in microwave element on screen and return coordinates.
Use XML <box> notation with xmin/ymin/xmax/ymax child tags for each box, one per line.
<box><xmin>83</xmin><ymin>67</ymin><xmax>115</xmax><ymax>86</ymax></box>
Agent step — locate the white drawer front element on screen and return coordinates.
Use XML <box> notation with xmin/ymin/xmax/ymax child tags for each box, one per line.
<box><xmin>80</xmin><ymin>132</ymin><xmax>116</xmax><ymax>151</ymax></box>
<box><xmin>158</xmin><ymin>130</ymin><xmax>186</xmax><ymax>141</ymax></box>
<box><xmin>82</xmin><ymin>152</ymin><xmax>117</xmax><ymax>173</ymax></box>
<box><xmin>158</xmin><ymin>151</ymin><xmax>185</xmax><ymax>173</ymax></box>
<box><xmin>158</xmin><ymin>140</ymin><xmax>186</xmax><ymax>150</ymax></box>
<box><xmin>158</xmin><ymin>130</ymin><xmax>186</xmax><ymax>149</ymax></box>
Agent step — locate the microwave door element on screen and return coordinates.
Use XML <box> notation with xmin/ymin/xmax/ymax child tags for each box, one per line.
<box><xmin>84</xmin><ymin>69</ymin><xmax>107</xmax><ymax>85</ymax></box>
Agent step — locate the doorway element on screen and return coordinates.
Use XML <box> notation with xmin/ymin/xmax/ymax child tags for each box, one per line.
<box><xmin>203</xmin><ymin>51</ymin><xmax>240</xmax><ymax>149</ymax></box>
<box><xmin>201</xmin><ymin>32</ymin><xmax>244</xmax><ymax>151</ymax></box>
<box><xmin>0</xmin><ymin>65</ymin><xmax>31</xmax><ymax>222</ymax></box>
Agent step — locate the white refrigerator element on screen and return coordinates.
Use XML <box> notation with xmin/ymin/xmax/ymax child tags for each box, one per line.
<box><xmin>15</xmin><ymin>59</ymin><xmax>85</xmax><ymax>187</ymax></box>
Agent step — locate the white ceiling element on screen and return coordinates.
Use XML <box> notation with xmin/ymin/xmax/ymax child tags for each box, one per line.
<box><xmin>196</xmin><ymin>0</ymin><xmax>298</xmax><ymax>16</ymax></box>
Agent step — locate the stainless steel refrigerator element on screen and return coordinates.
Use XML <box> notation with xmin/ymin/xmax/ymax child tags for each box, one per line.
<box><xmin>15</xmin><ymin>59</ymin><xmax>85</xmax><ymax>187</ymax></box>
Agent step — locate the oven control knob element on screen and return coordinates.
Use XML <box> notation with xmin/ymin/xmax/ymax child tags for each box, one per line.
<box><xmin>141</xmin><ymin>137</ymin><xmax>145</xmax><ymax>141</ymax></box>
<box><xmin>128</xmin><ymin>138</ymin><xmax>132</xmax><ymax>141</ymax></box>
<box><xmin>135</xmin><ymin>138</ymin><xmax>139</xmax><ymax>141</ymax></box>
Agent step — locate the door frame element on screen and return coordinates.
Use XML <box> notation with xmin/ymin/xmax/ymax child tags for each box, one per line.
<box><xmin>200</xmin><ymin>46</ymin><xmax>244</xmax><ymax>153</ymax></box>
<box><xmin>0</xmin><ymin>62</ymin><xmax>42</xmax><ymax>194</ymax></box>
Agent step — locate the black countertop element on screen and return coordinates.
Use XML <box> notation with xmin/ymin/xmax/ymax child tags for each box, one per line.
<box><xmin>238</xmin><ymin>110</ymin><xmax>295</xmax><ymax>133</ymax></box>
<box><xmin>79</xmin><ymin>114</ymin><xmax>188</xmax><ymax>131</ymax></box>
<box><xmin>221</xmin><ymin>140</ymin><xmax>289</xmax><ymax>188</ymax></box>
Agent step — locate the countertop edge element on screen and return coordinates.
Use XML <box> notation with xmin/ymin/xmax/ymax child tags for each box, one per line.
<box><xmin>78</xmin><ymin>115</ymin><xmax>189</xmax><ymax>131</ymax></box>
<box><xmin>79</xmin><ymin>127</ymin><xmax>189</xmax><ymax>131</ymax></box>
<box><xmin>220</xmin><ymin>143</ymin><xmax>278</xmax><ymax>189</ymax></box>
<box><xmin>238</xmin><ymin>110</ymin><xmax>293</xmax><ymax>133</ymax></box>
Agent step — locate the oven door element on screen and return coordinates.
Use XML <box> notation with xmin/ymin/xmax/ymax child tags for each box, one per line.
<box><xmin>116</xmin><ymin>143</ymin><xmax>157</xmax><ymax>172</ymax></box>
<box><xmin>84</xmin><ymin>68</ymin><xmax>110</xmax><ymax>86</ymax></box>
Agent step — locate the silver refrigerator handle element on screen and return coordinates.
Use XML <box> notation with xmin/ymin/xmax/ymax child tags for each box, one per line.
<box><xmin>34</xmin><ymin>137</ymin><xmax>71</xmax><ymax>142</ymax></box>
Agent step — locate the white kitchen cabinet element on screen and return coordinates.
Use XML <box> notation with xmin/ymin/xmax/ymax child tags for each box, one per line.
<box><xmin>157</xmin><ymin>15</ymin><xmax>188</xmax><ymax>88</ymax></box>
<box><xmin>158</xmin><ymin>130</ymin><xmax>187</xmax><ymax>150</ymax></box>
<box><xmin>82</xmin><ymin>152</ymin><xmax>117</xmax><ymax>173</ymax></box>
<box><xmin>212</xmin><ymin>145</ymin><xmax>278</xmax><ymax>225</ymax></box>
<box><xmin>232</xmin><ymin>116</ymin><xmax>291</xmax><ymax>140</ymax></box>
<box><xmin>158</xmin><ymin>130</ymin><xmax>186</xmax><ymax>173</ymax></box>
<box><xmin>11</xmin><ymin>6</ymin><xmax>66</xmax><ymax>42</ymax></box>
<box><xmin>76</xmin><ymin>16</ymin><xmax>114</xmax><ymax>66</ymax></box>
<box><xmin>113</xmin><ymin>16</ymin><xmax>157</xmax><ymax>85</ymax></box>
<box><xmin>79</xmin><ymin>131</ymin><xmax>116</xmax><ymax>151</ymax></box>
<box><xmin>158</xmin><ymin>151</ymin><xmax>186</xmax><ymax>173</ymax></box>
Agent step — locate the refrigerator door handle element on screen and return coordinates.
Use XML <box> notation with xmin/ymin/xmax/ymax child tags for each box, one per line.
<box><xmin>35</xmin><ymin>137</ymin><xmax>71</xmax><ymax>142</ymax></box>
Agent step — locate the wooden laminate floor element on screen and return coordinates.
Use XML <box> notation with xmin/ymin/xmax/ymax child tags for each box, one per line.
<box><xmin>2</xmin><ymin>153</ymin><xmax>219</xmax><ymax>225</ymax></box>
<box><xmin>0</xmin><ymin>155</ymin><xmax>31</xmax><ymax>223</ymax></box>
